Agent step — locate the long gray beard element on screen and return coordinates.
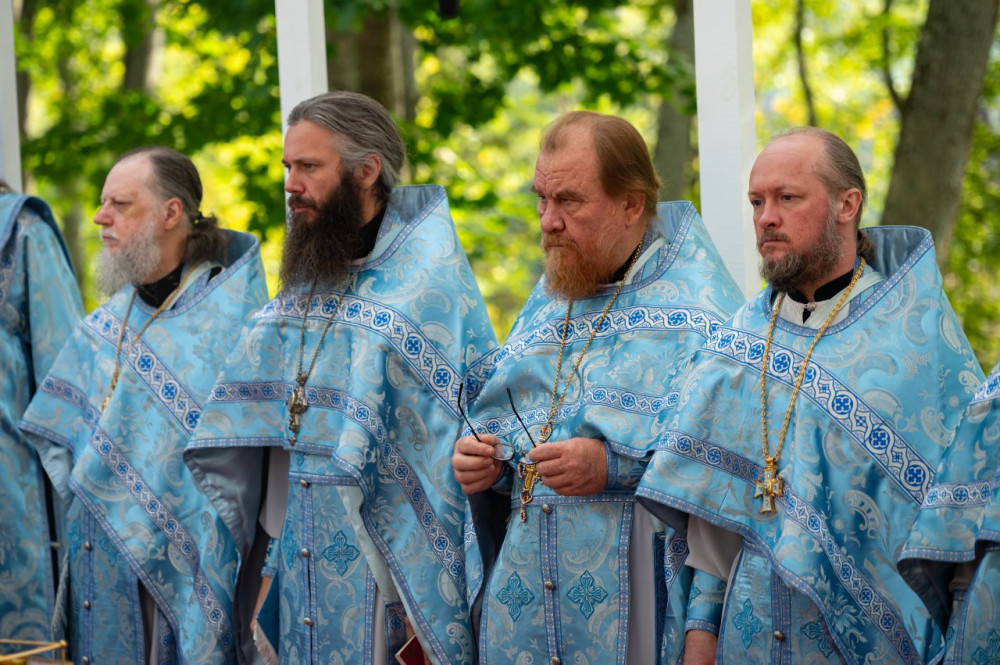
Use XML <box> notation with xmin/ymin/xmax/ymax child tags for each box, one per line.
<box><xmin>97</xmin><ymin>222</ymin><xmax>163</xmax><ymax>295</ymax></box>
<box><xmin>760</xmin><ymin>207</ymin><xmax>844</xmax><ymax>294</ymax></box>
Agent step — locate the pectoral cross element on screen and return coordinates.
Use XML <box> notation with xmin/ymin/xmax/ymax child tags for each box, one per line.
<box><xmin>287</xmin><ymin>377</ymin><xmax>309</xmax><ymax>442</ymax></box>
<box><xmin>517</xmin><ymin>461</ymin><xmax>540</xmax><ymax>523</ymax></box>
<box><xmin>754</xmin><ymin>457</ymin><xmax>784</xmax><ymax>514</ymax></box>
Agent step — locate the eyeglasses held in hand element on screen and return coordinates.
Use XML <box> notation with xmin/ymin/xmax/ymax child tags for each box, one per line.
<box><xmin>457</xmin><ymin>382</ymin><xmax>513</xmax><ymax>460</ymax></box>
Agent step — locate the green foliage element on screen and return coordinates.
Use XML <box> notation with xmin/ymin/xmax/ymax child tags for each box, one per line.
<box><xmin>11</xmin><ymin>0</ymin><xmax>999</xmax><ymax>363</ymax></box>
<box><xmin>404</xmin><ymin>0</ymin><xmax>677</xmax><ymax>136</ymax></box>
<box><xmin>751</xmin><ymin>0</ymin><xmax>999</xmax><ymax>370</ymax></box>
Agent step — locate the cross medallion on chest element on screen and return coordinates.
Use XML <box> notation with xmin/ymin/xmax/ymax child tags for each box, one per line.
<box><xmin>517</xmin><ymin>462</ymin><xmax>540</xmax><ymax>523</ymax></box>
<box><xmin>754</xmin><ymin>456</ymin><xmax>784</xmax><ymax>514</ymax></box>
<box><xmin>538</xmin><ymin>425</ymin><xmax>551</xmax><ymax>444</ymax></box>
<box><xmin>286</xmin><ymin>374</ymin><xmax>309</xmax><ymax>442</ymax></box>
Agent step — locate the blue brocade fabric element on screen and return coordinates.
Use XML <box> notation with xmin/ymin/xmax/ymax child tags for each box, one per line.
<box><xmin>464</xmin><ymin>201</ymin><xmax>744</xmax><ymax>665</ymax></box>
<box><xmin>0</xmin><ymin>194</ymin><xmax>82</xmax><ymax>650</ymax></box>
<box><xmin>20</xmin><ymin>231</ymin><xmax>268</xmax><ymax>664</ymax></box>
<box><xmin>185</xmin><ymin>185</ymin><xmax>496</xmax><ymax>665</ymax></box>
<box><xmin>636</xmin><ymin>226</ymin><xmax>984</xmax><ymax>665</ymax></box>
<box><xmin>900</xmin><ymin>361</ymin><xmax>1000</xmax><ymax>665</ymax></box>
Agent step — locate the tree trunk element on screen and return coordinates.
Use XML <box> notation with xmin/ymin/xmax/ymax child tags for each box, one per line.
<box><xmin>794</xmin><ymin>0</ymin><xmax>817</xmax><ymax>126</ymax></box>
<box><xmin>881</xmin><ymin>0</ymin><xmax>999</xmax><ymax>264</ymax></box>
<box><xmin>51</xmin><ymin>37</ymin><xmax>88</xmax><ymax>293</ymax></box>
<box><xmin>327</xmin><ymin>8</ymin><xmax>417</xmax><ymax>124</ymax></box>
<box><xmin>653</xmin><ymin>0</ymin><xmax>694</xmax><ymax>202</ymax></box>
<box><xmin>357</xmin><ymin>8</ymin><xmax>406</xmax><ymax>118</ymax></box>
<box><xmin>328</xmin><ymin>26</ymin><xmax>360</xmax><ymax>92</ymax></box>
<box><xmin>400</xmin><ymin>27</ymin><xmax>418</xmax><ymax>124</ymax></box>
<box><xmin>120</xmin><ymin>0</ymin><xmax>160</xmax><ymax>94</ymax></box>
<box><xmin>62</xmin><ymin>197</ymin><xmax>86</xmax><ymax>295</ymax></box>
<box><xmin>14</xmin><ymin>0</ymin><xmax>39</xmax><ymax>142</ymax></box>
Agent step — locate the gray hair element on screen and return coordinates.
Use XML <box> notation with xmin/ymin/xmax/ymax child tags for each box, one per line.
<box><xmin>287</xmin><ymin>91</ymin><xmax>406</xmax><ymax>204</ymax></box>
<box><xmin>0</xmin><ymin>178</ymin><xmax>12</xmax><ymax>193</ymax></box>
<box><xmin>116</xmin><ymin>146</ymin><xmax>227</xmax><ymax>265</ymax></box>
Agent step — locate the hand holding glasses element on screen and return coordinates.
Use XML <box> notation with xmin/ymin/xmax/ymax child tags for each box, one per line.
<box><xmin>457</xmin><ymin>383</ymin><xmax>514</xmax><ymax>461</ymax></box>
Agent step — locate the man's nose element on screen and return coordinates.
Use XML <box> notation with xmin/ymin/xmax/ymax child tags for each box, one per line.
<box><xmin>94</xmin><ymin>202</ymin><xmax>112</xmax><ymax>226</ymax></box>
<box><xmin>539</xmin><ymin>203</ymin><xmax>563</xmax><ymax>234</ymax></box>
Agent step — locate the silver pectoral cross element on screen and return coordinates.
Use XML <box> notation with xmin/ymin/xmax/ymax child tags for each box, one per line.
<box><xmin>287</xmin><ymin>382</ymin><xmax>309</xmax><ymax>439</ymax></box>
<box><xmin>754</xmin><ymin>457</ymin><xmax>784</xmax><ymax>514</ymax></box>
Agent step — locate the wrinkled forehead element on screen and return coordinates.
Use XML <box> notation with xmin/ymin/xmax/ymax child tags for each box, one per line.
<box><xmin>103</xmin><ymin>155</ymin><xmax>155</xmax><ymax>198</ymax></box>
<box><xmin>533</xmin><ymin>138</ymin><xmax>602</xmax><ymax>195</ymax></box>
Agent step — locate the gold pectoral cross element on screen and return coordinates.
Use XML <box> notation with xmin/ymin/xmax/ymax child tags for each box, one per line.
<box><xmin>754</xmin><ymin>457</ymin><xmax>784</xmax><ymax>514</ymax></box>
<box><xmin>517</xmin><ymin>461</ymin><xmax>540</xmax><ymax>523</ymax></box>
<box><xmin>287</xmin><ymin>381</ymin><xmax>309</xmax><ymax>442</ymax></box>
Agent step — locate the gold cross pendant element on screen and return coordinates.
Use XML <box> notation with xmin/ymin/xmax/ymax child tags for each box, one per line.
<box><xmin>754</xmin><ymin>457</ymin><xmax>784</xmax><ymax>514</ymax></box>
<box><xmin>517</xmin><ymin>461</ymin><xmax>539</xmax><ymax>523</ymax></box>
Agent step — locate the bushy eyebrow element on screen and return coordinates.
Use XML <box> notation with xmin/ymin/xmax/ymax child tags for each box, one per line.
<box><xmin>531</xmin><ymin>184</ymin><xmax>583</xmax><ymax>200</ymax></box>
<box><xmin>282</xmin><ymin>155</ymin><xmax>322</xmax><ymax>167</ymax></box>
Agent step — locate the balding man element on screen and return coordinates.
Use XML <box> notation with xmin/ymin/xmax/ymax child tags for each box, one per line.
<box><xmin>637</xmin><ymin>128</ymin><xmax>982</xmax><ymax>664</ymax></box>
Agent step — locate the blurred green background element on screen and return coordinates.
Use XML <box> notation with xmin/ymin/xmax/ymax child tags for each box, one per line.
<box><xmin>9</xmin><ymin>0</ymin><xmax>1000</xmax><ymax>368</ymax></box>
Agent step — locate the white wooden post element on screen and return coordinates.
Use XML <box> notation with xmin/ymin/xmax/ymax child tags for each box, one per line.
<box><xmin>275</xmin><ymin>0</ymin><xmax>328</xmax><ymax>135</ymax></box>
<box><xmin>693</xmin><ymin>0</ymin><xmax>759</xmax><ymax>297</ymax></box>
<box><xmin>1</xmin><ymin>0</ymin><xmax>22</xmax><ymax>190</ymax></box>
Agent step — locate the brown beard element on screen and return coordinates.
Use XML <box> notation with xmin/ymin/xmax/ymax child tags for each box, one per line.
<box><xmin>279</xmin><ymin>172</ymin><xmax>365</xmax><ymax>289</ymax></box>
<box><xmin>542</xmin><ymin>227</ymin><xmax>619</xmax><ymax>300</ymax></box>
<box><xmin>759</xmin><ymin>203</ymin><xmax>844</xmax><ymax>294</ymax></box>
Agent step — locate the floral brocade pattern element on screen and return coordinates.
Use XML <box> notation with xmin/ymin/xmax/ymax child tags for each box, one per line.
<box><xmin>638</xmin><ymin>226</ymin><xmax>982</xmax><ymax>665</ymax></box>
<box><xmin>469</xmin><ymin>202</ymin><xmax>745</xmax><ymax>665</ymax></box>
<box><xmin>21</xmin><ymin>230</ymin><xmax>268</xmax><ymax>663</ymax></box>
<box><xmin>187</xmin><ymin>185</ymin><xmax>496</xmax><ymax>665</ymax></box>
<box><xmin>0</xmin><ymin>195</ymin><xmax>82</xmax><ymax>645</ymax></box>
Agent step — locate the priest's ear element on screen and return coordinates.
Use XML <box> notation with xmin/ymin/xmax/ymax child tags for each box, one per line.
<box><xmin>835</xmin><ymin>188</ymin><xmax>863</xmax><ymax>227</ymax></box>
<box><xmin>161</xmin><ymin>196</ymin><xmax>185</xmax><ymax>232</ymax></box>
<box><xmin>622</xmin><ymin>191</ymin><xmax>645</xmax><ymax>228</ymax></box>
<box><xmin>354</xmin><ymin>154</ymin><xmax>383</xmax><ymax>194</ymax></box>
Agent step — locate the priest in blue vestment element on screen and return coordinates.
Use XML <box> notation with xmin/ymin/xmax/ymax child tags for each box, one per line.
<box><xmin>452</xmin><ymin>111</ymin><xmax>744</xmax><ymax>665</ymax></box>
<box><xmin>20</xmin><ymin>147</ymin><xmax>269</xmax><ymax>664</ymax></box>
<box><xmin>0</xmin><ymin>182</ymin><xmax>83</xmax><ymax>650</ymax></box>
<box><xmin>900</xmin><ymin>360</ymin><xmax>1000</xmax><ymax>665</ymax></box>
<box><xmin>184</xmin><ymin>91</ymin><xmax>496</xmax><ymax>665</ymax></box>
<box><xmin>636</xmin><ymin>128</ymin><xmax>983</xmax><ymax>664</ymax></box>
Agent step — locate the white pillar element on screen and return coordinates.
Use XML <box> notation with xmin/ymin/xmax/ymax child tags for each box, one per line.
<box><xmin>693</xmin><ymin>0</ymin><xmax>759</xmax><ymax>297</ymax></box>
<box><xmin>275</xmin><ymin>0</ymin><xmax>328</xmax><ymax>134</ymax></box>
<box><xmin>1</xmin><ymin>0</ymin><xmax>22</xmax><ymax>190</ymax></box>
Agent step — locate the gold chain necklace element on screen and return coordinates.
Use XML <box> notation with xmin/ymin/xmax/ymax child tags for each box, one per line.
<box><xmin>517</xmin><ymin>240</ymin><xmax>644</xmax><ymax>523</ymax></box>
<box><xmin>755</xmin><ymin>258</ymin><xmax>866</xmax><ymax>514</ymax></box>
<box><xmin>101</xmin><ymin>265</ymin><xmax>200</xmax><ymax>412</ymax></box>
<box><xmin>285</xmin><ymin>274</ymin><xmax>357</xmax><ymax>446</ymax></box>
